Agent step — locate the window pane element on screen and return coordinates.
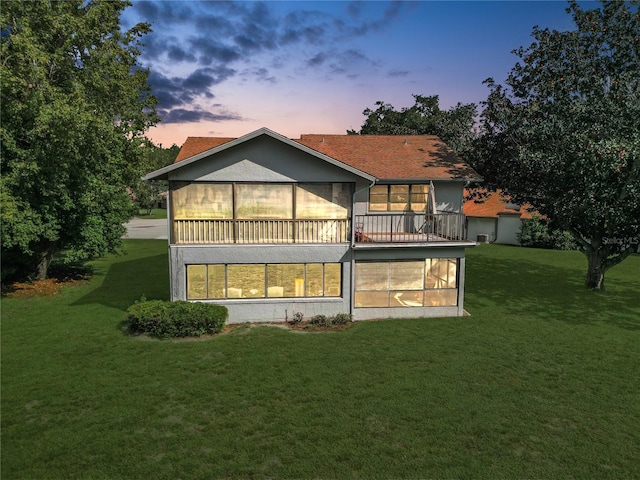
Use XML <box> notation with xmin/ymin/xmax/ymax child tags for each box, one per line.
<box><xmin>369</xmin><ymin>185</ymin><xmax>388</xmax><ymax>211</ymax></box>
<box><xmin>207</xmin><ymin>265</ymin><xmax>225</xmax><ymax>299</ymax></box>
<box><xmin>296</xmin><ymin>184</ymin><xmax>350</xmax><ymax>219</ymax></box>
<box><xmin>426</xmin><ymin>258</ymin><xmax>457</xmax><ymax>289</ymax></box>
<box><xmin>355</xmin><ymin>291</ymin><xmax>389</xmax><ymax>307</ymax></box>
<box><xmin>389</xmin><ymin>185</ymin><xmax>409</xmax><ymax>211</ymax></box>
<box><xmin>268</xmin><ymin>264</ymin><xmax>304</xmax><ymax>297</ymax></box>
<box><xmin>324</xmin><ymin>263</ymin><xmax>341</xmax><ymax>297</ymax></box>
<box><xmin>391</xmin><ymin>291</ymin><xmax>424</xmax><ymax>307</ymax></box>
<box><xmin>389</xmin><ymin>261</ymin><xmax>424</xmax><ymax>290</ymax></box>
<box><xmin>355</xmin><ymin>262</ymin><xmax>389</xmax><ymax>291</ymax></box>
<box><xmin>187</xmin><ymin>265</ymin><xmax>207</xmax><ymax>299</ymax></box>
<box><xmin>425</xmin><ymin>289</ymin><xmax>458</xmax><ymax>306</ymax></box>
<box><xmin>235</xmin><ymin>184</ymin><xmax>292</xmax><ymax>219</ymax></box>
<box><xmin>172</xmin><ymin>183</ymin><xmax>232</xmax><ymax>219</ymax></box>
<box><xmin>410</xmin><ymin>185</ymin><xmax>428</xmax><ymax>212</ymax></box>
<box><xmin>228</xmin><ymin>265</ymin><xmax>265</xmax><ymax>298</ymax></box>
<box><xmin>306</xmin><ymin>263</ymin><xmax>323</xmax><ymax>297</ymax></box>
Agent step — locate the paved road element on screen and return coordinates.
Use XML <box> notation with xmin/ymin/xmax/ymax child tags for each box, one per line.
<box><xmin>123</xmin><ymin>219</ymin><xmax>168</xmax><ymax>239</ymax></box>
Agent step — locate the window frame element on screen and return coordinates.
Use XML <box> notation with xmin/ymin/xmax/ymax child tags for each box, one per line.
<box><xmin>171</xmin><ymin>181</ymin><xmax>352</xmax><ymax>221</ymax></box>
<box><xmin>186</xmin><ymin>263</ymin><xmax>343</xmax><ymax>300</ymax></box>
<box><xmin>354</xmin><ymin>259</ymin><xmax>458</xmax><ymax>308</ymax></box>
<box><xmin>368</xmin><ymin>184</ymin><xmax>430</xmax><ymax>213</ymax></box>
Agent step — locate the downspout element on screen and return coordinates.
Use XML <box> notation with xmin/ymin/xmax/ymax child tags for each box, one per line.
<box><xmin>349</xmin><ymin>178</ymin><xmax>377</xmax><ymax>319</ymax></box>
<box><xmin>165</xmin><ymin>183</ymin><xmax>174</xmax><ymax>301</ymax></box>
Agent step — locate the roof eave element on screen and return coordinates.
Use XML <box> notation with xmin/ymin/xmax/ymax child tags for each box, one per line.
<box><xmin>377</xmin><ymin>177</ymin><xmax>483</xmax><ymax>183</ymax></box>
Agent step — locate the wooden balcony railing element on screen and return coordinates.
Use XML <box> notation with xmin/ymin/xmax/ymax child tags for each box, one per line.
<box><xmin>173</xmin><ymin>219</ymin><xmax>349</xmax><ymax>244</ymax></box>
<box><xmin>354</xmin><ymin>212</ymin><xmax>466</xmax><ymax>244</ymax></box>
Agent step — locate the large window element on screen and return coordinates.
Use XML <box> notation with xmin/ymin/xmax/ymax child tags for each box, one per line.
<box><xmin>235</xmin><ymin>184</ymin><xmax>293</xmax><ymax>219</ymax></box>
<box><xmin>296</xmin><ymin>183</ymin><xmax>350</xmax><ymax>219</ymax></box>
<box><xmin>369</xmin><ymin>184</ymin><xmax>429</xmax><ymax>212</ymax></box>
<box><xmin>354</xmin><ymin>259</ymin><xmax>458</xmax><ymax>308</ymax></box>
<box><xmin>187</xmin><ymin>263</ymin><xmax>342</xmax><ymax>300</ymax></box>
<box><xmin>172</xmin><ymin>182</ymin><xmax>233</xmax><ymax>219</ymax></box>
<box><xmin>171</xmin><ymin>182</ymin><xmax>351</xmax><ymax>220</ymax></box>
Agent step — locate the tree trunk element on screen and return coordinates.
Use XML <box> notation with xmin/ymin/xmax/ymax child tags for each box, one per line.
<box><xmin>585</xmin><ymin>249</ymin><xmax>605</xmax><ymax>290</ymax></box>
<box><xmin>35</xmin><ymin>244</ymin><xmax>57</xmax><ymax>281</ymax></box>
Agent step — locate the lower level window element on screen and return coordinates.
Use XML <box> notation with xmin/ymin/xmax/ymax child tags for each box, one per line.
<box><xmin>354</xmin><ymin>258</ymin><xmax>458</xmax><ymax>308</ymax></box>
<box><xmin>187</xmin><ymin>263</ymin><xmax>341</xmax><ymax>300</ymax></box>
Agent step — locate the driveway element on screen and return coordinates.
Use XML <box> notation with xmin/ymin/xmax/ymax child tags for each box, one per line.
<box><xmin>123</xmin><ymin>219</ymin><xmax>168</xmax><ymax>240</ymax></box>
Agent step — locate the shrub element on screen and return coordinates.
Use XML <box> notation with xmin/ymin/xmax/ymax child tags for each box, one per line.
<box><xmin>519</xmin><ymin>216</ymin><xmax>576</xmax><ymax>250</ymax></box>
<box><xmin>288</xmin><ymin>311</ymin><xmax>304</xmax><ymax>325</ymax></box>
<box><xmin>332</xmin><ymin>313</ymin><xmax>353</xmax><ymax>325</ymax></box>
<box><xmin>550</xmin><ymin>230</ymin><xmax>578</xmax><ymax>251</ymax></box>
<box><xmin>310</xmin><ymin>314</ymin><xmax>329</xmax><ymax>327</ymax></box>
<box><xmin>126</xmin><ymin>300</ymin><xmax>227</xmax><ymax>338</ymax></box>
<box><xmin>518</xmin><ymin>216</ymin><xmax>551</xmax><ymax>248</ymax></box>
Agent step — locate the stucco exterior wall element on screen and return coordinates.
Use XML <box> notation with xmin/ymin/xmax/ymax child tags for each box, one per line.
<box><xmin>466</xmin><ymin>217</ymin><xmax>497</xmax><ymax>243</ymax></box>
<box><xmin>433</xmin><ymin>182</ymin><xmax>464</xmax><ymax>212</ymax></box>
<box><xmin>168</xmin><ymin>135</ymin><xmax>362</xmax><ymax>184</ymax></box>
<box><xmin>496</xmin><ymin>214</ymin><xmax>523</xmax><ymax>245</ymax></box>
<box><xmin>170</xmin><ymin>244</ymin><xmax>352</xmax><ymax>324</ymax></box>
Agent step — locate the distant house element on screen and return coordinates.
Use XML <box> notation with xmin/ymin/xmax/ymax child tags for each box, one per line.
<box><xmin>464</xmin><ymin>189</ymin><xmax>534</xmax><ymax>245</ymax></box>
<box><xmin>143</xmin><ymin>128</ymin><xmax>481</xmax><ymax>323</ymax></box>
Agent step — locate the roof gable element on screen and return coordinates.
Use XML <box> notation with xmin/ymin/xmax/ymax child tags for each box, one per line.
<box><xmin>143</xmin><ymin>128</ymin><xmax>374</xmax><ymax>181</ymax></box>
<box><xmin>143</xmin><ymin>128</ymin><xmax>481</xmax><ymax>182</ymax></box>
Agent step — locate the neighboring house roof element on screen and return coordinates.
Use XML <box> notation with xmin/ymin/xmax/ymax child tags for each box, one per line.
<box><xmin>463</xmin><ymin>189</ymin><xmax>535</xmax><ymax>219</ymax></box>
<box><xmin>144</xmin><ymin>127</ymin><xmax>481</xmax><ymax>182</ymax></box>
<box><xmin>296</xmin><ymin>134</ymin><xmax>481</xmax><ymax>181</ymax></box>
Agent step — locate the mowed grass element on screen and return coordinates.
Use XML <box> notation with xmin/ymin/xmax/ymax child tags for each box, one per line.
<box><xmin>2</xmin><ymin>241</ymin><xmax>639</xmax><ymax>479</ymax></box>
<box><xmin>134</xmin><ymin>208</ymin><xmax>167</xmax><ymax>220</ymax></box>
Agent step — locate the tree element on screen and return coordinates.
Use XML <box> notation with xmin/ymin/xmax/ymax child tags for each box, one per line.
<box><xmin>1</xmin><ymin>0</ymin><xmax>158</xmax><ymax>281</ymax></box>
<box><xmin>132</xmin><ymin>143</ymin><xmax>180</xmax><ymax>215</ymax></box>
<box><xmin>476</xmin><ymin>0</ymin><xmax>639</xmax><ymax>290</ymax></box>
<box><xmin>349</xmin><ymin>94</ymin><xmax>477</xmax><ymax>154</ymax></box>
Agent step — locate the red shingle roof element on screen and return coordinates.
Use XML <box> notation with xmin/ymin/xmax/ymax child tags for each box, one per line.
<box><xmin>173</xmin><ymin>133</ymin><xmax>481</xmax><ymax>181</ymax></box>
<box><xmin>174</xmin><ymin>137</ymin><xmax>235</xmax><ymax>162</ymax></box>
<box><xmin>463</xmin><ymin>190</ymin><xmax>534</xmax><ymax>219</ymax></box>
<box><xmin>296</xmin><ymin>135</ymin><xmax>479</xmax><ymax>180</ymax></box>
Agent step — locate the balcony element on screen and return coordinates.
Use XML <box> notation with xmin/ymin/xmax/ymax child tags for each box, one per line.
<box><xmin>354</xmin><ymin>212</ymin><xmax>467</xmax><ymax>244</ymax></box>
<box><xmin>173</xmin><ymin>219</ymin><xmax>349</xmax><ymax>244</ymax></box>
<box><xmin>172</xmin><ymin>213</ymin><xmax>468</xmax><ymax>246</ymax></box>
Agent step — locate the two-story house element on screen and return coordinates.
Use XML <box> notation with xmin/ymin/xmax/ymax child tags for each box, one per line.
<box><xmin>143</xmin><ymin>128</ymin><xmax>481</xmax><ymax>323</ymax></box>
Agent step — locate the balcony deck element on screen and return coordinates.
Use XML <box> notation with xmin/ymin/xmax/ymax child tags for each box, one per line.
<box><xmin>354</xmin><ymin>212</ymin><xmax>468</xmax><ymax>245</ymax></box>
<box><xmin>171</xmin><ymin>212</ymin><xmax>470</xmax><ymax>246</ymax></box>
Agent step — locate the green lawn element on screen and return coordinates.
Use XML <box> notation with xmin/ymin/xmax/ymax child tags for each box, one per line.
<box><xmin>134</xmin><ymin>208</ymin><xmax>167</xmax><ymax>220</ymax></box>
<box><xmin>2</xmin><ymin>242</ymin><xmax>639</xmax><ymax>479</ymax></box>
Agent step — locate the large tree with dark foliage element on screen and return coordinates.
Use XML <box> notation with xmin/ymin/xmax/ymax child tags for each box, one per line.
<box><xmin>1</xmin><ymin>0</ymin><xmax>157</xmax><ymax>281</ymax></box>
<box><xmin>349</xmin><ymin>94</ymin><xmax>477</xmax><ymax>154</ymax></box>
<box><xmin>132</xmin><ymin>143</ymin><xmax>180</xmax><ymax>215</ymax></box>
<box><xmin>475</xmin><ymin>0</ymin><xmax>639</xmax><ymax>290</ymax></box>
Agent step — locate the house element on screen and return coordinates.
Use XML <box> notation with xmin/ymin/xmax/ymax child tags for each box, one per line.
<box><xmin>464</xmin><ymin>189</ymin><xmax>534</xmax><ymax>245</ymax></box>
<box><xmin>143</xmin><ymin>128</ymin><xmax>481</xmax><ymax>323</ymax></box>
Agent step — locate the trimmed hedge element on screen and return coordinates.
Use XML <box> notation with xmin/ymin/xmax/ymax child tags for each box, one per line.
<box><xmin>126</xmin><ymin>300</ymin><xmax>227</xmax><ymax>338</ymax></box>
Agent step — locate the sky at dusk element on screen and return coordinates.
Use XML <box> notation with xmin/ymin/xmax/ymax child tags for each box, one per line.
<box><xmin>122</xmin><ymin>1</ymin><xmax>591</xmax><ymax>147</ymax></box>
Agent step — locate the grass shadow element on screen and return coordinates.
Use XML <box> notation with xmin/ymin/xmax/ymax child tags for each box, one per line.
<box><xmin>72</xmin><ymin>253</ymin><xmax>169</xmax><ymax>311</ymax></box>
<box><xmin>466</xmin><ymin>246</ymin><xmax>640</xmax><ymax>330</ymax></box>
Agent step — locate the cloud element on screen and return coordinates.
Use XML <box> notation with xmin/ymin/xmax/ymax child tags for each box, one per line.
<box><xmin>159</xmin><ymin>108</ymin><xmax>244</xmax><ymax>124</ymax></box>
<box><xmin>127</xmin><ymin>1</ymin><xmax>411</xmax><ymax>125</ymax></box>
<box><xmin>388</xmin><ymin>70</ymin><xmax>410</xmax><ymax>78</ymax></box>
<box><xmin>148</xmin><ymin>67</ymin><xmax>236</xmax><ymax>109</ymax></box>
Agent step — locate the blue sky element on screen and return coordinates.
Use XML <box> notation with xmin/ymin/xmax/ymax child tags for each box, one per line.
<box><xmin>122</xmin><ymin>1</ymin><xmax>586</xmax><ymax>146</ymax></box>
